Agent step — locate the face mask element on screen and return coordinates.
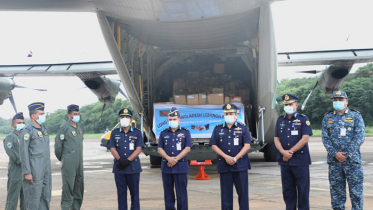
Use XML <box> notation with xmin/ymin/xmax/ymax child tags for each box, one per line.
<box><xmin>169</xmin><ymin>121</ymin><xmax>179</xmax><ymax>129</ymax></box>
<box><xmin>333</xmin><ymin>101</ymin><xmax>345</xmax><ymax>111</ymax></box>
<box><xmin>120</xmin><ymin>118</ymin><xmax>131</xmax><ymax>127</ymax></box>
<box><xmin>36</xmin><ymin>115</ymin><xmax>46</xmax><ymax>124</ymax></box>
<box><xmin>284</xmin><ymin>106</ymin><xmax>295</xmax><ymax>115</ymax></box>
<box><xmin>225</xmin><ymin>115</ymin><xmax>235</xmax><ymax>124</ymax></box>
<box><xmin>72</xmin><ymin>115</ymin><xmax>80</xmax><ymax>123</ymax></box>
<box><xmin>16</xmin><ymin>124</ymin><xmax>25</xmax><ymax>131</ymax></box>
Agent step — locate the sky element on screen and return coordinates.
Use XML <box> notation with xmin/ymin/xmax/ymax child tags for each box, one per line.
<box><xmin>1</xmin><ymin>0</ymin><xmax>373</xmax><ymax>118</ymax></box>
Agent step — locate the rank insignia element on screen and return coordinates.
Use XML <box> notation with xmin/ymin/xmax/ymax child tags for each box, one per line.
<box><xmin>79</xmin><ymin>130</ymin><xmax>83</xmax><ymax>134</ymax></box>
<box><xmin>44</xmin><ymin>131</ymin><xmax>48</xmax><ymax>136</ymax></box>
<box><xmin>7</xmin><ymin>142</ymin><xmax>12</xmax><ymax>149</ymax></box>
<box><xmin>60</xmin><ymin>134</ymin><xmax>65</xmax><ymax>140</ymax></box>
<box><xmin>306</xmin><ymin>121</ymin><xmax>310</xmax><ymax>126</ymax></box>
<box><xmin>72</xmin><ymin>131</ymin><xmax>77</xmax><ymax>136</ymax></box>
<box><xmin>37</xmin><ymin>131</ymin><xmax>43</xmax><ymax>138</ymax></box>
<box><xmin>24</xmin><ymin>133</ymin><xmax>30</xmax><ymax>141</ymax></box>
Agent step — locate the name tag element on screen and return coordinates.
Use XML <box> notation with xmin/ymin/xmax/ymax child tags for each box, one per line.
<box><xmin>291</xmin><ymin>130</ymin><xmax>298</xmax><ymax>135</ymax></box>
<box><xmin>129</xmin><ymin>143</ymin><xmax>134</xmax><ymax>150</ymax></box>
<box><xmin>177</xmin><ymin>143</ymin><xmax>181</xmax><ymax>151</ymax></box>
<box><xmin>340</xmin><ymin>128</ymin><xmax>346</xmax><ymax>136</ymax></box>
<box><xmin>234</xmin><ymin>138</ymin><xmax>239</xmax><ymax>145</ymax></box>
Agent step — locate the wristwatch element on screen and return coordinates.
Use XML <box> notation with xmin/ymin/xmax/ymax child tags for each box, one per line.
<box><xmin>174</xmin><ymin>158</ymin><xmax>178</xmax><ymax>161</ymax></box>
<box><xmin>233</xmin><ymin>157</ymin><xmax>237</xmax><ymax>162</ymax></box>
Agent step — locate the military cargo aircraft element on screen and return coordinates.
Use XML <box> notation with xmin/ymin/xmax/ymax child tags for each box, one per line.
<box><xmin>1</xmin><ymin>0</ymin><xmax>373</xmax><ymax>163</ymax></box>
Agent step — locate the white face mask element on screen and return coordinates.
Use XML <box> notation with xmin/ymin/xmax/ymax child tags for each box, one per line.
<box><xmin>120</xmin><ymin>118</ymin><xmax>131</xmax><ymax>127</ymax></box>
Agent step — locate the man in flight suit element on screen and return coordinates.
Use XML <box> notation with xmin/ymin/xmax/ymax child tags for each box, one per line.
<box><xmin>4</xmin><ymin>112</ymin><xmax>26</xmax><ymax>210</ymax></box>
<box><xmin>209</xmin><ymin>103</ymin><xmax>251</xmax><ymax>210</ymax></box>
<box><xmin>19</xmin><ymin>102</ymin><xmax>51</xmax><ymax>210</ymax></box>
<box><xmin>55</xmin><ymin>104</ymin><xmax>84</xmax><ymax>210</ymax></box>
<box><xmin>322</xmin><ymin>90</ymin><xmax>365</xmax><ymax>210</ymax></box>
<box><xmin>274</xmin><ymin>94</ymin><xmax>313</xmax><ymax>210</ymax></box>
<box><xmin>158</xmin><ymin>107</ymin><xmax>192</xmax><ymax>210</ymax></box>
<box><xmin>108</xmin><ymin>108</ymin><xmax>144</xmax><ymax>210</ymax></box>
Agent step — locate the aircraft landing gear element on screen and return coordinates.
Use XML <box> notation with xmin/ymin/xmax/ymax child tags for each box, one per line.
<box><xmin>264</xmin><ymin>143</ymin><xmax>278</xmax><ymax>162</ymax></box>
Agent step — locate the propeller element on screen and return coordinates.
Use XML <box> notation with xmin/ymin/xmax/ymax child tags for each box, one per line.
<box><xmin>99</xmin><ymin>103</ymin><xmax>106</xmax><ymax>122</ymax></box>
<box><xmin>119</xmin><ymin>88</ymin><xmax>129</xmax><ymax>100</ymax></box>
<box><xmin>294</xmin><ymin>70</ymin><xmax>321</xmax><ymax>74</ymax></box>
<box><xmin>301</xmin><ymin>81</ymin><xmax>319</xmax><ymax>111</ymax></box>
<box><xmin>9</xmin><ymin>93</ymin><xmax>17</xmax><ymax>113</ymax></box>
<box><xmin>14</xmin><ymin>85</ymin><xmax>47</xmax><ymax>91</ymax></box>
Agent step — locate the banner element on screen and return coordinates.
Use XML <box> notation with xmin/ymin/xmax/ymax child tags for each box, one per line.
<box><xmin>153</xmin><ymin>103</ymin><xmax>245</xmax><ymax>138</ymax></box>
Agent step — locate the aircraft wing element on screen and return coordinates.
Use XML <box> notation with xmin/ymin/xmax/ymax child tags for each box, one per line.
<box><xmin>278</xmin><ymin>48</ymin><xmax>373</xmax><ymax>66</ymax></box>
<box><xmin>0</xmin><ymin>61</ymin><xmax>116</xmax><ymax>77</ymax></box>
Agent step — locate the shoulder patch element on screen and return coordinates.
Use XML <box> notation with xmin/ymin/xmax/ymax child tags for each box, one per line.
<box><xmin>23</xmin><ymin>133</ymin><xmax>30</xmax><ymax>141</ymax></box>
<box><xmin>6</xmin><ymin>142</ymin><xmax>12</xmax><ymax>149</ymax></box>
<box><xmin>324</xmin><ymin>111</ymin><xmax>333</xmax><ymax>116</ymax></box>
<box><xmin>25</xmin><ymin>125</ymin><xmax>32</xmax><ymax>131</ymax></box>
<box><xmin>60</xmin><ymin>134</ymin><xmax>65</xmax><ymax>140</ymax></box>
<box><xmin>350</xmin><ymin>109</ymin><xmax>360</xmax><ymax>114</ymax></box>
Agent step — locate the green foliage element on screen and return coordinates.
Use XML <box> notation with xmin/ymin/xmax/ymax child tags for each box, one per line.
<box><xmin>277</xmin><ymin>63</ymin><xmax>373</xmax><ymax>128</ymax></box>
<box><xmin>0</xmin><ymin>99</ymin><xmax>138</xmax><ymax>136</ymax></box>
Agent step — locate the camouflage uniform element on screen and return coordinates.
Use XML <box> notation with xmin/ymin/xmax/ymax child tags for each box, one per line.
<box><xmin>322</xmin><ymin>106</ymin><xmax>365</xmax><ymax>210</ymax></box>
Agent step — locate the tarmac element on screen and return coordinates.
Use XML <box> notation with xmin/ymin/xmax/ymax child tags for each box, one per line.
<box><xmin>0</xmin><ymin>137</ymin><xmax>372</xmax><ymax>210</ymax></box>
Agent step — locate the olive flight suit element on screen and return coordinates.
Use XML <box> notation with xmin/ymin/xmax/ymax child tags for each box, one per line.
<box><xmin>19</xmin><ymin>122</ymin><xmax>52</xmax><ymax>210</ymax></box>
<box><xmin>4</xmin><ymin>130</ymin><xmax>25</xmax><ymax>210</ymax></box>
<box><xmin>55</xmin><ymin>121</ymin><xmax>85</xmax><ymax>210</ymax></box>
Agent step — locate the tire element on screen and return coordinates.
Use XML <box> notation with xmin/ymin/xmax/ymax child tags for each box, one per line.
<box><xmin>150</xmin><ymin>155</ymin><xmax>162</xmax><ymax>166</ymax></box>
<box><xmin>264</xmin><ymin>143</ymin><xmax>278</xmax><ymax>162</ymax></box>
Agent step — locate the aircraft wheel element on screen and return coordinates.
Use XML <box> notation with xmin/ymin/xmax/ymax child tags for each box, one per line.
<box><xmin>264</xmin><ymin>143</ymin><xmax>278</xmax><ymax>162</ymax></box>
<box><xmin>150</xmin><ymin>155</ymin><xmax>162</xmax><ymax>166</ymax></box>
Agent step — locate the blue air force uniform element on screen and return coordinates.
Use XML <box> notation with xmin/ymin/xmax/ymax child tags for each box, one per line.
<box><xmin>209</xmin><ymin>103</ymin><xmax>251</xmax><ymax>210</ymax></box>
<box><xmin>275</xmin><ymin>94</ymin><xmax>313</xmax><ymax>210</ymax></box>
<box><xmin>322</xmin><ymin>91</ymin><xmax>365</xmax><ymax>210</ymax></box>
<box><xmin>108</xmin><ymin>108</ymin><xmax>144</xmax><ymax>210</ymax></box>
<box><xmin>158</xmin><ymin>107</ymin><xmax>192</xmax><ymax>210</ymax></box>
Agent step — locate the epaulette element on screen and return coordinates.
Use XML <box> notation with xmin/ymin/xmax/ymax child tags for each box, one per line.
<box><xmin>181</xmin><ymin>127</ymin><xmax>188</xmax><ymax>130</ymax></box>
<box><xmin>60</xmin><ymin>125</ymin><xmax>66</xmax><ymax>129</ymax></box>
<box><xmin>162</xmin><ymin>128</ymin><xmax>168</xmax><ymax>131</ymax></box>
<box><xmin>133</xmin><ymin>127</ymin><xmax>140</xmax><ymax>130</ymax></box>
<box><xmin>350</xmin><ymin>109</ymin><xmax>360</xmax><ymax>114</ymax></box>
<box><xmin>6</xmin><ymin>134</ymin><xmax>12</xmax><ymax>138</ymax></box>
<box><xmin>237</xmin><ymin>121</ymin><xmax>246</xmax><ymax>126</ymax></box>
<box><xmin>324</xmin><ymin>111</ymin><xmax>333</xmax><ymax>116</ymax></box>
<box><xmin>297</xmin><ymin>113</ymin><xmax>305</xmax><ymax>117</ymax></box>
<box><xmin>25</xmin><ymin>125</ymin><xmax>32</xmax><ymax>131</ymax></box>
<box><xmin>215</xmin><ymin>123</ymin><xmax>223</xmax><ymax>127</ymax></box>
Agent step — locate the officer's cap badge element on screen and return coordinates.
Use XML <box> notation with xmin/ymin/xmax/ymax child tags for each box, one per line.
<box><xmin>24</xmin><ymin>133</ymin><xmax>30</xmax><ymax>141</ymax></box>
<box><xmin>37</xmin><ymin>131</ymin><xmax>43</xmax><ymax>138</ymax></box>
<box><xmin>227</xmin><ymin>104</ymin><xmax>231</xmax><ymax>109</ymax></box>
<box><xmin>124</xmin><ymin>109</ymin><xmax>128</xmax><ymax>113</ymax></box>
<box><xmin>285</xmin><ymin>95</ymin><xmax>289</xmax><ymax>100</ymax></box>
<box><xmin>336</xmin><ymin>91</ymin><xmax>341</xmax><ymax>96</ymax></box>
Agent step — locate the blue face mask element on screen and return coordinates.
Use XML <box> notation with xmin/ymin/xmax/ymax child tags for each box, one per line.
<box><xmin>72</xmin><ymin>115</ymin><xmax>80</xmax><ymax>123</ymax></box>
<box><xmin>284</xmin><ymin>106</ymin><xmax>295</xmax><ymax>115</ymax></box>
<box><xmin>16</xmin><ymin>124</ymin><xmax>25</xmax><ymax>131</ymax></box>
<box><xmin>36</xmin><ymin>115</ymin><xmax>46</xmax><ymax>124</ymax></box>
<box><xmin>224</xmin><ymin>115</ymin><xmax>235</xmax><ymax>124</ymax></box>
<box><xmin>333</xmin><ymin>101</ymin><xmax>345</xmax><ymax>111</ymax></box>
<box><xmin>169</xmin><ymin>121</ymin><xmax>179</xmax><ymax>129</ymax></box>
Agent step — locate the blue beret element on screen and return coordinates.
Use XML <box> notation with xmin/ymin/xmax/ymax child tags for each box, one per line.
<box><xmin>282</xmin><ymin>94</ymin><xmax>299</xmax><ymax>105</ymax></box>
<box><xmin>67</xmin><ymin>104</ymin><xmax>79</xmax><ymax>112</ymax></box>
<box><xmin>168</xmin><ymin>107</ymin><xmax>180</xmax><ymax>117</ymax></box>
<box><xmin>222</xmin><ymin>103</ymin><xmax>238</xmax><ymax>113</ymax></box>
<box><xmin>118</xmin><ymin>108</ymin><xmax>133</xmax><ymax>117</ymax></box>
<box><xmin>13</xmin><ymin>112</ymin><xmax>24</xmax><ymax>120</ymax></box>
<box><xmin>332</xmin><ymin>90</ymin><xmax>348</xmax><ymax>99</ymax></box>
<box><xmin>28</xmin><ymin>102</ymin><xmax>45</xmax><ymax>111</ymax></box>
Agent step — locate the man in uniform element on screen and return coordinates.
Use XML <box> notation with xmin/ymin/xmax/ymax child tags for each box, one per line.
<box><xmin>108</xmin><ymin>108</ymin><xmax>144</xmax><ymax>210</ymax></box>
<box><xmin>322</xmin><ymin>90</ymin><xmax>365</xmax><ymax>210</ymax></box>
<box><xmin>158</xmin><ymin>107</ymin><xmax>192</xmax><ymax>210</ymax></box>
<box><xmin>19</xmin><ymin>102</ymin><xmax>51</xmax><ymax>210</ymax></box>
<box><xmin>209</xmin><ymin>103</ymin><xmax>251</xmax><ymax>210</ymax></box>
<box><xmin>4</xmin><ymin>112</ymin><xmax>26</xmax><ymax>210</ymax></box>
<box><xmin>274</xmin><ymin>94</ymin><xmax>313</xmax><ymax>210</ymax></box>
<box><xmin>55</xmin><ymin>104</ymin><xmax>84</xmax><ymax>210</ymax></box>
